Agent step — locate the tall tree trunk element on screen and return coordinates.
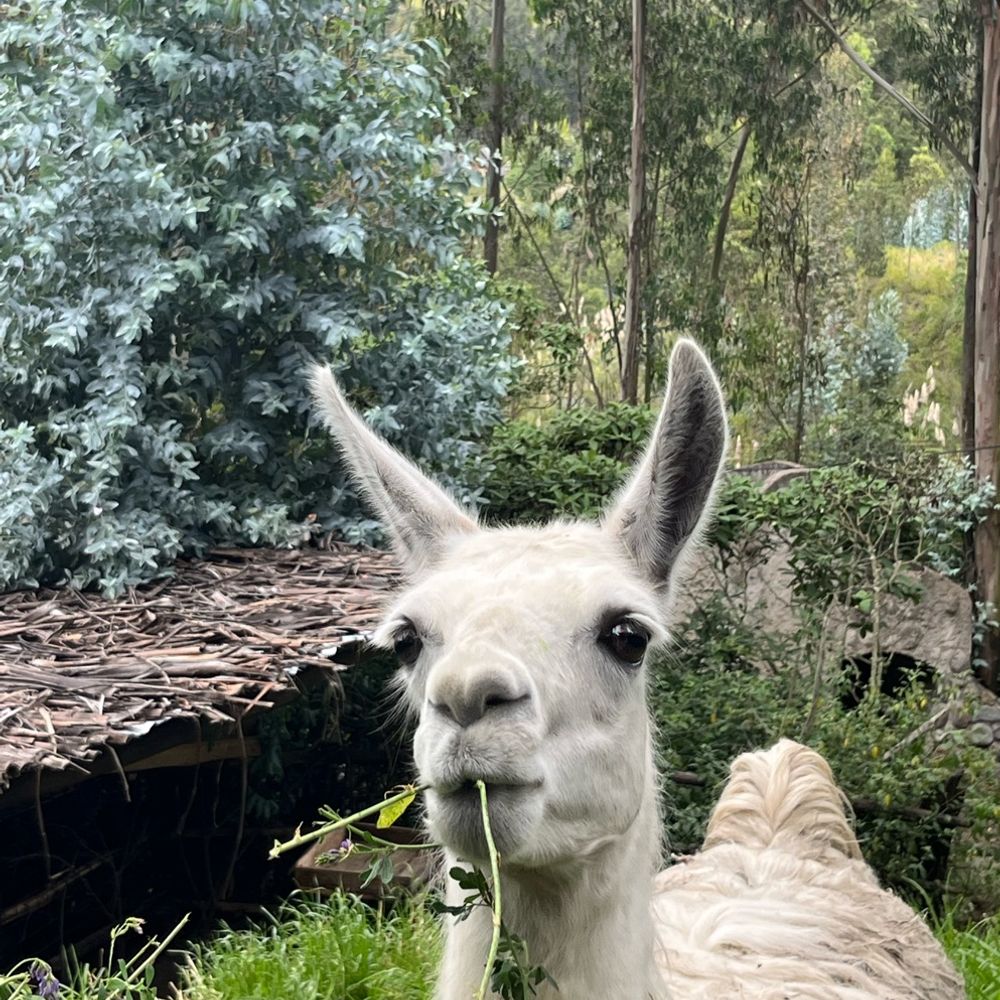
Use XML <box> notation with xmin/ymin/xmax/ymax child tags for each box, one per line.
<box><xmin>484</xmin><ymin>0</ymin><xmax>504</xmax><ymax>276</ymax></box>
<box><xmin>621</xmin><ymin>0</ymin><xmax>646</xmax><ymax>404</ymax></box>
<box><xmin>963</xmin><ymin>31</ymin><xmax>982</xmax><ymax>593</ymax></box>
<box><xmin>710</xmin><ymin>123</ymin><xmax>752</xmax><ymax>288</ymax></box>
<box><xmin>964</xmin><ymin>185</ymin><xmax>979</xmax><ymax>466</ymax></box>
<box><xmin>974</xmin><ymin>1</ymin><xmax>1000</xmax><ymax>692</ymax></box>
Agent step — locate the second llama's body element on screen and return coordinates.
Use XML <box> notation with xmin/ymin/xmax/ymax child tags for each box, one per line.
<box><xmin>311</xmin><ymin>341</ymin><xmax>964</xmax><ymax>1000</ymax></box>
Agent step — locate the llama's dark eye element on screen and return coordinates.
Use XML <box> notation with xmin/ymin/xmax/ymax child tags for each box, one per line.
<box><xmin>599</xmin><ymin>618</ymin><xmax>649</xmax><ymax>666</ymax></box>
<box><xmin>393</xmin><ymin>624</ymin><xmax>422</xmax><ymax>666</ymax></box>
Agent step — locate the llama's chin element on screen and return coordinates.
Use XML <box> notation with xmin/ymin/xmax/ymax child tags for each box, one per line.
<box><xmin>427</xmin><ymin>782</ymin><xmax>545</xmax><ymax>864</ymax></box>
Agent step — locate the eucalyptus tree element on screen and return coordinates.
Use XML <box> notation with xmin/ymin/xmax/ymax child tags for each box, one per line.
<box><xmin>0</xmin><ymin>0</ymin><xmax>513</xmax><ymax>594</ymax></box>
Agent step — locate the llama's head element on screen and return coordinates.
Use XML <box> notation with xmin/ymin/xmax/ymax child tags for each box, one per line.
<box><xmin>311</xmin><ymin>341</ymin><xmax>727</xmax><ymax>871</ymax></box>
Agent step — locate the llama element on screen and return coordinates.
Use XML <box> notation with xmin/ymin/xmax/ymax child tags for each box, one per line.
<box><xmin>311</xmin><ymin>341</ymin><xmax>964</xmax><ymax>1000</ymax></box>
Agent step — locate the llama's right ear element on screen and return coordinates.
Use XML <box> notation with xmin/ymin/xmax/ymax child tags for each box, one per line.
<box><xmin>604</xmin><ymin>339</ymin><xmax>728</xmax><ymax>590</ymax></box>
<box><xmin>309</xmin><ymin>366</ymin><xmax>478</xmax><ymax>575</ymax></box>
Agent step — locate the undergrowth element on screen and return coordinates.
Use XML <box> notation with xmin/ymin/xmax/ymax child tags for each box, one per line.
<box><xmin>935</xmin><ymin>911</ymin><xmax>1000</xmax><ymax>999</ymax></box>
<box><xmin>3</xmin><ymin>897</ymin><xmax>997</xmax><ymax>1000</ymax></box>
<box><xmin>177</xmin><ymin>894</ymin><xmax>440</xmax><ymax>1000</ymax></box>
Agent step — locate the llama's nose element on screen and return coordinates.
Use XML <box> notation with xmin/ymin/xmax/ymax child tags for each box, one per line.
<box><xmin>428</xmin><ymin>669</ymin><xmax>530</xmax><ymax>728</ymax></box>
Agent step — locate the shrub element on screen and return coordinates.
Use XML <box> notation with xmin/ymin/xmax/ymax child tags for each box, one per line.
<box><xmin>656</xmin><ymin>454</ymin><xmax>1000</xmax><ymax>910</ymax></box>
<box><xmin>652</xmin><ymin>616</ymin><xmax>1000</xmax><ymax>909</ymax></box>
<box><xmin>0</xmin><ymin>0</ymin><xmax>513</xmax><ymax>594</ymax></box>
<box><xmin>480</xmin><ymin>403</ymin><xmax>654</xmax><ymax>522</ymax></box>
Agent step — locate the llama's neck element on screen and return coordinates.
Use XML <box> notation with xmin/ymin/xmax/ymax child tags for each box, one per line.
<box><xmin>436</xmin><ymin>752</ymin><xmax>664</xmax><ymax>1000</ymax></box>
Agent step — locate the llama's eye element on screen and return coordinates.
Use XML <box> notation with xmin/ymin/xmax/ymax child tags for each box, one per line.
<box><xmin>599</xmin><ymin>618</ymin><xmax>649</xmax><ymax>666</ymax></box>
<box><xmin>393</xmin><ymin>624</ymin><xmax>422</xmax><ymax>666</ymax></box>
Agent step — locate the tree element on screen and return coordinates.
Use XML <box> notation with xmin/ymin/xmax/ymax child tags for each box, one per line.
<box><xmin>620</xmin><ymin>0</ymin><xmax>646</xmax><ymax>404</ymax></box>
<box><xmin>796</xmin><ymin>0</ymin><xmax>999</xmax><ymax>691</ymax></box>
<box><xmin>484</xmin><ymin>0</ymin><xmax>505</xmax><ymax>274</ymax></box>
<box><xmin>973</xmin><ymin>1</ymin><xmax>999</xmax><ymax>690</ymax></box>
<box><xmin>0</xmin><ymin>0</ymin><xmax>513</xmax><ymax>594</ymax></box>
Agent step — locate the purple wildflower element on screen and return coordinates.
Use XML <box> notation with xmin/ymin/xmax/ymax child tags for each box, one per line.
<box><xmin>30</xmin><ymin>963</ymin><xmax>60</xmax><ymax>1000</ymax></box>
<box><xmin>339</xmin><ymin>837</ymin><xmax>354</xmax><ymax>854</ymax></box>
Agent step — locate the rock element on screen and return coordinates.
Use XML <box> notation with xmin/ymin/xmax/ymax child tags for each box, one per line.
<box><xmin>674</xmin><ymin>543</ymin><xmax>975</xmax><ymax>686</ymax></box>
<box><xmin>967</xmin><ymin>722</ymin><xmax>995</xmax><ymax>748</ymax></box>
<box><xmin>974</xmin><ymin>705</ymin><xmax>1000</xmax><ymax>723</ymax></box>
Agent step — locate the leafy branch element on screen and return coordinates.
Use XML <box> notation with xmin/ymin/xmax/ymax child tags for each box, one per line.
<box><xmin>268</xmin><ymin>783</ymin><xmax>425</xmax><ymax>859</ymax></box>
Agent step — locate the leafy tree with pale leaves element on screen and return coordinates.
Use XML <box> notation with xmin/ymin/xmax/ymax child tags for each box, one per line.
<box><xmin>0</xmin><ymin>0</ymin><xmax>513</xmax><ymax>594</ymax></box>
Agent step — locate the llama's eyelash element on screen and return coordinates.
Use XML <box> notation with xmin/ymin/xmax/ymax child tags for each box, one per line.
<box><xmin>592</xmin><ymin>608</ymin><xmax>664</xmax><ymax>644</ymax></box>
<box><xmin>372</xmin><ymin>617</ymin><xmax>440</xmax><ymax>658</ymax></box>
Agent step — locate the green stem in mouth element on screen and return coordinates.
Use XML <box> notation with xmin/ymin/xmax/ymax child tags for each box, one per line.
<box><xmin>476</xmin><ymin>779</ymin><xmax>503</xmax><ymax>1000</ymax></box>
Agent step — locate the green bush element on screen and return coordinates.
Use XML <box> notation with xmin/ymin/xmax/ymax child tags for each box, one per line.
<box><xmin>653</xmin><ymin>630</ymin><xmax>1000</xmax><ymax>907</ymax></box>
<box><xmin>480</xmin><ymin>403</ymin><xmax>654</xmax><ymax>522</ymax></box>
<box><xmin>0</xmin><ymin>0</ymin><xmax>513</xmax><ymax>594</ymax></box>
<box><xmin>655</xmin><ymin>455</ymin><xmax>1000</xmax><ymax>910</ymax></box>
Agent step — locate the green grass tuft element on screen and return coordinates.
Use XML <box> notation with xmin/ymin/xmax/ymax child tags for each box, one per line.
<box><xmin>936</xmin><ymin>911</ymin><xmax>1000</xmax><ymax>1000</ymax></box>
<box><xmin>177</xmin><ymin>894</ymin><xmax>440</xmax><ymax>1000</ymax></box>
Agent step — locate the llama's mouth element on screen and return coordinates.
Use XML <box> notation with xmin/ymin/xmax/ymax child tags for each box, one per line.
<box><xmin>435</xmin><ymin>777</ymin><xmax>544</xmax><ymax>798</ymax></box>
<box><xmin>427</xmin><ymin>778</ymin><xmax>545</xmax><ymax>862</ymax></box>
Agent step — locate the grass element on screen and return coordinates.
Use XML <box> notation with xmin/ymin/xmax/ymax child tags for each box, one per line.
<box><xmin>176</xmin><ymin>894</ymin><xmax>440</xmax><ymax>1000</ymax></box>
<box><xmin>3</xmin><ymin>895</ymin><xmax>998</xmax><ymax>999</ymax></box>
<box><xmin>935</xmin><ymin>912</ymin><xmax>1000</xmax><ymax>1000</ymax></box>
<box><xmin>178</xmin><ymin>896</ymin><xmax>1000</xmax><ymax>1000</ymax></box>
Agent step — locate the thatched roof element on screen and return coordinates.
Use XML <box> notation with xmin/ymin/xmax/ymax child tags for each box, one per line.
<box><xmin>0</xmin><ymin>545</ymin><xmax>400</xmax><ymax>794</ymax></box>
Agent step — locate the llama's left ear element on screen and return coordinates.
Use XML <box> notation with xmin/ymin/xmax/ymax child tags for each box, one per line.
<box><xmin>310</xmin><ymin>366</ymin><xmax>478</xmax><ymax>576</ymax></box>
<box><xmin>604</xmin><ymin>339</ymin><xmax>728</xmax><ymax>590</ymax></box>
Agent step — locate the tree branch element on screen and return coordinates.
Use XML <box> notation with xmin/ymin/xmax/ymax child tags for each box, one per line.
<box><xmin>798</xmin><ymin>0</ymin><xmax>977</xmax><ymax>186</ymax></box>
<box><xmin>504</xmin><ymin>183</ymin><xmax>606</xmax><ymax>408</ymax></box>
<box><xmin>710</xmin><ymin>122</ymin><xmax>752</xmax><ymax>287</ymax></box>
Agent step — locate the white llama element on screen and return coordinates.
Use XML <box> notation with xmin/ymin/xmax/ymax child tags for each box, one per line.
<box><xmin>311</xmin><ymin>341</ymin><xmax>964</xmax><ymax>1000</ymax></box>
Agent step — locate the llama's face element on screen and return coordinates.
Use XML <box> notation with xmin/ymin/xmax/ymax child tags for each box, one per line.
<box><xmin>372</xmin><ymin>522</ymin><xmax>667</xmax><ymax>866</ymax></box>
<box><xmin>311</xmin><ymin>339</ymin><xmax>727</xmax><ymax>870</ymax></box>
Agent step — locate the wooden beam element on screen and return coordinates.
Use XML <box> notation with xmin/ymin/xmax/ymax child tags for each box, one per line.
<box><xmin>124</xmin><ymin>737</ymin><xmax>261</xmax><ymax>772</ymax></box>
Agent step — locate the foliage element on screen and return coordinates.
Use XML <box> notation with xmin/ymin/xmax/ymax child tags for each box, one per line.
<box><xmin>0</xmin><ymin>0</ymin><xmax>513</xmax><ymax>594</ymax></box>
<box><xmin>807</xmin><ymin>290</ymin><xmax>909</xmax><ymax>462</ymax></box>
<box><xmin>655</xmin><ymin>457</ymin><xmax>1000</xmax><ymax>908</ymax></box>
<box><xmin>935</xmin><ymin>911</ymin><xmax>1000</xmax><ymax>998</ymax></box>
<box><xmin>653</xmin><ymin>609</ymin><xmax>1000</xmax><ymax>908</ymax></box>
<box><xmin>178</xmin><ymin>894</ymin><xmax>439</xmax><ymax>1000</ymax></box>
<box><xmin>0</xmin><ymin>917</ymin><xmax>186</xmax><ymax>1000</ymax></box>
<box><xmin>875</xmin><ymin>244</ymin><xmax>965</xmax><ymax>433</ymax></box>
<box><xmin>710</xmin><ymin>457</ymin><xmax>995</xmax><ymax>624</ymax></box>
<box><xmin>480</xmin><ymin>403</ymin><xmax>653</xmax><ymax>522</ymax></box>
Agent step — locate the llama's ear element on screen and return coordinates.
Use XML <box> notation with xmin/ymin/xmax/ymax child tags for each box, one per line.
<box><xmin>309</xmin><ymin>366</ymin><xmax>478</xmax><ymax>574</ymax></box>
<box><xmin>604</xmin><ymin>339</ymin><xmax>728</xmax><ymax>589</ymax></box>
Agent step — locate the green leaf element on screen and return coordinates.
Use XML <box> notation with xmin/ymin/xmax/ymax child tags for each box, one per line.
<box><xmin>376</xmin><ymin>786</ymin><xmax>417</xmax><ymax>828</ymax></box>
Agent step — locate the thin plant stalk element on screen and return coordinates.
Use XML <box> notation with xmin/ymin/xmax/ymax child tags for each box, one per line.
<box><xmin>476</xmin><ymin>780</ymin><xmax>503</xmax><ymax>1000</ymax></box>
<box><xmin>269</xmin><ymin>784</ymin><xmax>426</xmax><ymax>859</ymax></box>
<box><xmin>125</xmin><ymin>914</ymin><xmax>190</xmax><ymax>985</ymax></box>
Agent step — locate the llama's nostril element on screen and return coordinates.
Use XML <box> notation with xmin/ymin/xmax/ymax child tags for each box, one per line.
<box><xmin>428</xmin><ymin>676</ymin><xmax>530</xmax><ymax>728</ymax></box>
<box><xmin>485</xmin><ymin>691</ymin><xmax>529</xmax><ymax>710</ymax></box>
